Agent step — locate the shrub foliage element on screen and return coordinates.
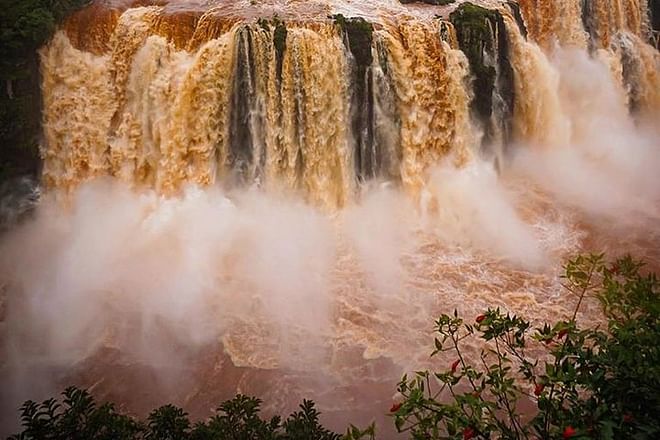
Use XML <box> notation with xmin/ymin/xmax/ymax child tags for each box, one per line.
<box><xmin>9</xmin><ymin>389</ymin><xmax>341</xmax><ymax>440</ymax></box>
<box><xmin>391</xmin><ymin>254</ymin><xmax>659</xmax><ymax>439</ymax></box>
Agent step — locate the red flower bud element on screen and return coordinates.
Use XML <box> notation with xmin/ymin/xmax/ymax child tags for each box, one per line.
<box><xmin>476</xmin><ymin>314</ymin><xmax>486</xmax><ymax>323</ymax></box>
<box><xmin>534</xmin><ymin>383</ymin><xmax>545</xmax><ymax>396</ymax></box>
<box><xmin>563</xmin><ymin>426</ymin><xmax>576</xmax><ymax>439</ymax></box>
<box><xmin>623</xmin><ymin>413</ymin><xmax>634</xmax><ymax>423</ymax></box>
<box><xmin>451</xmin><ymin>359</ymin><xmax>461</xmax><ymax>373</ymax></box>
<box><xmin>463</xmin><ymin>427</ymin><xmax>476</xmax><ymax>439</ymax></box>
<box><xmin>390</xmin><ymin>402</ymin><xmax>402</xmax><ymax>413</ymax></box>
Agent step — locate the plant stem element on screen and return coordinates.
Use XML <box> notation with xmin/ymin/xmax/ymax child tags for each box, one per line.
<box><xmin>542</xmin><ymin>261</ymin><xmax>597</xmax><ymax>437</ymax></box>
<box><xmin>495</xmin><ymin>337</ymin><xmax>525</xmax><ymax>439</ymax></box>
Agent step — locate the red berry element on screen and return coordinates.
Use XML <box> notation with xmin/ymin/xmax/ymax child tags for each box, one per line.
<box><xmin>563</xmin><ymin>426</ymin><xmax>576</xmax><ymax>439</ymax></box>
<box><xmin>623</xmin><ymin>413</ymin><xmax>634</xmax><ymax>423</ymax></box>
<box><xmin>390</xmin><ymin>402</ymin><xmax>402</xmax><ymax>413</ymax></box>
<box><xmin>534</xmin><ymin>383</ymin><xmax>545</xmax><ymax>396</ymax></box>
<box><xmin>463</xmin><ymin>427</ymin><xmax>476</xmax><ymax>439</ymax></box>
<box><xmin>476</xmin><ymin>314</ymin><xmax>486</xmax><ymax>323</ymax></box>
<box><xmin>451</xmin><ymin>359</ymin><xmax>461</xmax><ymax>373</ymax></box>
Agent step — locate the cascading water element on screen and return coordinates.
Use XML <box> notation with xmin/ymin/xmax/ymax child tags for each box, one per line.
<box><xmin>38</xmin><ymin>3</ymin><xmax>482</xmax><ymax>205</ymax></box>
<box><xmin>1</xmin><ymin>0</ymin><xmax>659</xmax><ymax>435</ymax></box>
<box><xmin>35</xmin><ymin>0</ymin><xmax>660</xmax><ymax>198</ymax></box>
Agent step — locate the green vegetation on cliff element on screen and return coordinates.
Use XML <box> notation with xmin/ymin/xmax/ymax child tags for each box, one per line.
<box><xmin>450</xmin><ymin>2</ymin><xmax>514</xmax><ymax>146</ymax></box>
<box><xmin>0</xmin><ymin>0</ymin><xmax>88</xmax><ymax>181</ymax></box>
<box><xmin>449</xmin><ymin>3</ymin><xmax>499</xmax><ymax>122</ymax></box>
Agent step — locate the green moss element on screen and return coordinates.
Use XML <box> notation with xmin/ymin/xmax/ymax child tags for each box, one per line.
<box><xmin>449</xmin><ymin>3</ymin><xmax>498</xmax><ymax>39</ymax></box>
<box><xmin>449</xmin><ymin>3</ymin><xmax>501</xmax><ymax>143</ymax></box>
<box><xmin>399</xmin><ymin>0</ymin><xmax>455</xmax><ymax>5</ymax></box>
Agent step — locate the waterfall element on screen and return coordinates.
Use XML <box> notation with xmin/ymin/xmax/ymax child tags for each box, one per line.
<box><xmin>517</xmin><ymin>0</ymin><xmax>589</xmax><ymax>49</ymax></box>
<box><xmin>518</xmin><ymin>0</ymin><xmax>659</xmax><ymax>117</ymax></box>
<box><xmin>37</xmin><ymin>0</ymin><xmax>659</xmax><ymax>207</ymax></box>
<box><xmin>503</xmin><ymin>13</ymin><xmax>571</xmax><ymax>147</ymax></box>
<box><xmin>380</xmin><ymin>20</ymin><xmax>474</xmax><ymax>196</ymax></box>
<box><xmin>3</xmin><ymin>2</ymin><xmax>660</xmax><ymax>432</ymax></box>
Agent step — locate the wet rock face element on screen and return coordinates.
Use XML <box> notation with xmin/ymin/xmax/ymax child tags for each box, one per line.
<box><xmin>334</xmin><ymin>15</ymin><xmax>377</xmax><ymax>181</ymax></box>
<box><xmin>450</xmin><ymin>4</ymin><xmax>498</xmax><ymax>122</ymax></box>
<box><xmin>651</xmin><ymin>0</ymin><xmax>660</xmax><ymax>32</ymax></box>
<box><xmin>652</xmin><ymin>2</ymin><xmax>660</xmax><ymax>49</ymax></box>
<box><xmin>0</xmin><ymin>176</ymin><xmax>39</xmax><ymax>232</ymax></box>
<box><xmin>229</xmin><ymin>28</ymin><xmax>256</xmax><ymax>183</ymax></box>
<box><xmin>450</xmin><ymin>2</ymin><xmax>515</xmax><ymax>148</ymax></box>
<box><xmin>506</xmin><ymin>1</ymin><xmax>527</xmax><ymax>38</ymax></box>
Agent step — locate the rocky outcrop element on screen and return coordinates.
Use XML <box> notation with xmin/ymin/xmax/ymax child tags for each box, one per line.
<box><xmin>450</xmin><ymin>3</ymin><xmax>515</xmax><ymax>148</ymax></box>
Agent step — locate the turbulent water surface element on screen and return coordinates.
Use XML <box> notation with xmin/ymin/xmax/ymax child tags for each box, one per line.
<box><xmin>1</xmin><ymin>0</ymin><xmax>659</xmax><ymax>435</ymax></box>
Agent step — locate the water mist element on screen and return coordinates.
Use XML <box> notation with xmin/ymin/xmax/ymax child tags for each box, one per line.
<box><xmin>2</xmin><ymin>0</ymin><xmax>660</xmax><ymax>435</ymax></box>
